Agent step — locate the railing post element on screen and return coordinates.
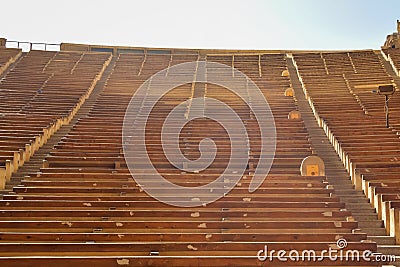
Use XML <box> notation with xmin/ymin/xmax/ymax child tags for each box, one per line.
<box><xmin>5</xmin><ymin>40</ymin><xmax>60</xmax><ymax>52</ymax></box>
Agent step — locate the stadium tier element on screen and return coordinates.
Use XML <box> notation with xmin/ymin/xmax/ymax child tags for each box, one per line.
<box><xmin>0</xmin><ymin>39</ymin><xmax>399</xmax><ymax>266</ymax></box>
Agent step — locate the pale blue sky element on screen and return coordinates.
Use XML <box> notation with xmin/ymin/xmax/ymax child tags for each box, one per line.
<box><xmin>2</xmin><ymin>0</ymin><xmax>399</xmax><ymax>50</ymax></box>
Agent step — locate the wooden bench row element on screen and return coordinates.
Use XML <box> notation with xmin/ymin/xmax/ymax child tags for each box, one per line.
<box><xmin>383</xmin><ymin>47</ymin><xmax>400</xmax><ymax>76</ymax></box>
<box><xmin>0</xmin><ymin>48</ymin><xmax>21</xmax><ymax>76</ymax></box>
<box><xmin>294</xmin><ymin>50</ymin><xmax>400</xmax><ymax>245</ymax></box>
<box><xmin>0</xmin><ymin>50</ymin><xmax>112</xmax><ymax>188</ymax></box>
<box><xmin>0</xmin><ymin>52</ymin><xmax>379</xmax><ymax>265</ymax></box>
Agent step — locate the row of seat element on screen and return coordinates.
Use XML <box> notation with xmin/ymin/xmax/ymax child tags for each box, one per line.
<box><xmin>0</xmin><ymin>49</ymin><xmax>112</xmax><ymax>187</ymax></box>
<box><xmin>0</xmin><ymin>48</ymin><xmax>21</xmax><ymax>76</ymax></box>
<box><xmin>0</xmin><ymin>51</ymin><xmax>380</xmax><ymax>265</ymax></box>
<box><xmin>293</xmin><ymin>49</ymin><xmax>400</xmax><ymax>244</ymax></box>
<box><xmin>384</xmin><ymin>48</ymin><xmax>400</xmax><ymax>76</ymax></box>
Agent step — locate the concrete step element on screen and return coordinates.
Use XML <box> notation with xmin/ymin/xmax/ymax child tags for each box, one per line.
<box><xmin>369</xmin><ymin>236</ymin><xmax>396</xmax><ymax>245</ymax></box>
<box><xmin>286</xmin><ymin>55</ymin><xmax>396</xmax><ymax>255</ymax></box>
<box><xmin>377</xmin><ymin>245</ymin><xmax>400</xmax><ymax>257</ymax></box>
<box><xmin>326</xmin><ymin>173</ymin><xmax>351</xmax><ymax>177</ymax></box>
<box><xmin>358</xmin><ymin>220</ymin><xmax>384</xmax><ymax>228</ymax></box>
<box><xmin>338</xmin><ymin>197</ymin><xmax>370</xmax><ymax>203</ymax></box>
<box><xmin>350</xmin><ymin>211</ymin><xmax>380</xmax><ymax>217</ymax></box>
<box><xmin>345</xmin><ymin>203</ymin><xmax>374</xmax><ymax>210</ymax></box>
<box><xmin>332</xmin><ymin>187</ymin><xmax>356</xmax><ymax>192</ymax></box>
<box><xmin>352</xmin><ymin>214</ymin><xmax>379</xmax><ymax>221</ymax></box>
<box><xmin>333</xmin><ymin>190</ymin><xmax>366</xmax><ymax>196</ymax></box>
<box><xmin>330</xmin><ymin>173</ymin><xmax>352</xmax><ymax>178</ymax></box>
<box><xmin>361</xmin><ymin>228</ymin><xmax>388</xmax><ymax>236</ymax></box>
<box><xmin>330</xmin><ymin>182</ymin><xmax>354</xmax><ymax>187</ymax></box>
<box><xmin>335</xmin><ymin>194</ymin><xmax>366</xmax><ymax>199</ymax></box>
<box><xmin>326</xmin><ymin>169</ymin><xmax>348</xmax><ymax>173</ymax></box>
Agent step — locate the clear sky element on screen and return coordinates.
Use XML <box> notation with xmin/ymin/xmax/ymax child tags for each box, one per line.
<box><xmin>2</xmin><ymin>0</ymin><xmax>399</xmax><ymax>50</ymax></box>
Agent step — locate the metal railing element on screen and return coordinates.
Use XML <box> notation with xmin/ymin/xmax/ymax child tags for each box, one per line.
<box><xmin>5</xmin><ymin>40</ymin><xmax>60</xmax><ymax>52</ymax></box>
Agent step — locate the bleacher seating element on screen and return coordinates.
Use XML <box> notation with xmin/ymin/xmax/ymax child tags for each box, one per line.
<box><xmin>384</xmin><ymin>48</ymin><xmax>400</xmax><ymax>76</ymax></box>
<box><xmin>0</xmin><ymin>50</ymin><xmax>381</xmax><ymax>266</ymax></box>
<box><xmin>0</xmin><ymin>49</ymin><xmax>111</xmax><ymax>188</ymax></box>
<box><xmin>0</xmin><ymin>48</ymin><xmax>21</xmax><ymax>76</ymax></box>
<box><xmin>293</xmin><ymin>50</ymin><xmax>400</xmax><ymax>245</ymax></box>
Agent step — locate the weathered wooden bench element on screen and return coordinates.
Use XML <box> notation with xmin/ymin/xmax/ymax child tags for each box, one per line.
<box><xmin>294</xmin><ymin>50</ymin><xmax>400</xmax><ymax>246</ymax></box>
<box><xmin>0</xmin><ymin>52</ymin><xmax>380</xmax><ymax>266</ymax></box>
<box><xmin>0</xmin><ymin>50</ymin><xmax>112</xmax><ymax>188</ymax></box>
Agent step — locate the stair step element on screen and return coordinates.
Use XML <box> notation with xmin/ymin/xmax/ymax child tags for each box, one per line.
<box><xmin>369</xmin><ymin>236</ymin><xmax>396</xmax><ymax>245</ymax></box>
<box><xmin>351</xmin><ymin>211</ymin><xmax>379</xmax><ymax>216</ymax></box>
<box><xmin>377</xmin><ymin>245</ymin><xmax>400</xmax><ymax>257</ymax></box>
<box><xmin>331</xmin><ymin>185</ymin><xmax>355</xmax><ymax>190</ymax></box>
<box><xmin>326</xmin><ymin>171</ymin><xmax>349</xmax><ymax>175</ymax></box>
<box><xmin>361</xmin><ymin>228</ymin><xmax>388</xmax><ymax>236</ymax></box>
<box><xmin>331</xmin><ymin>185</ymin><xmax>354</xmax><ymax>189</ymax></box>
<box><xmin>336</xmin><ymin>194</ymin><xmax>366</xmax><ymax>199</ymax></box>
<box><xmin>334</xmin><ymin>190</ymin><xmax>366</xmax><ymax>196</ymax></box>
<box><xmin>352</xmin><ymin>214</ymin><xmax>379</xmax><ymax>221</ymax></box>
<box><xmin>286</xmin><ymin>56</ymin><xmax>397</xmax><ymax>251</ymax></box>
<box><xmin>345</xmin><ymin>203</ymin><xmax>374</xmax><ymax>210</ymax></box>
<box><xmin>358</xmin><ymin>220</ymin><xmax>384</xmax><ymax>228</ymax></box>
<box><xmin>338</xmin><ymin>197</ymin><xmax>370</xmax><ymax>203</ymax></box>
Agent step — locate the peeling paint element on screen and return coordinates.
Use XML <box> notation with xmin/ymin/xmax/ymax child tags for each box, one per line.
<box><xmin>62</xmin><ymin>222</ymin><xmax>73</xmax><ymax>227</ymax></box>
<box><xmin>187</xmin><ymin>244</ymin><xmax>198</xmax><ymax>251</ymax></box>
<box><xmin>334</xmin><ymin>222</ymin><xmax>342</xmax><ymax>227</ymax></box>
<box><xmin>116</xmin><ymin>258</ymin><xmax>130</xmax><ymax>265</ymax></box>
<box><xmin>198</xmin><ymin>223</ymin><xmax>207</xmax><ymax>228</ymax></box>
<box><xmin>191</xmin><ymin>212</ymin><xmax>200</xmax><ymax>218</ymax></box>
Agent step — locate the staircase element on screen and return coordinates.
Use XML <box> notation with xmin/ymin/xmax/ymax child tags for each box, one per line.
<box><xmin>286</xmin><ymin>55</ymin><xmax>400</xmax><ymax>265</ymax></box>
<box><xmin>377</xmin><ymin>52</ymin><xmax>400</xmax><ymax>87</ymax></box>
<box><xmin>0</xmin><ymin>52</ymin><xmax>25</xmax><ymax>80</ymax></box>
<box><xmin>0</xmin><ymin>54</ymin><xmax>118</xmax><ymax>197</ymax></box>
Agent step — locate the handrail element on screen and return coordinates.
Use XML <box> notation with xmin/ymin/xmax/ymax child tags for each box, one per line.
<box><xmin>5</xmin><ymin>40</ymin><xmax>60</xmax><ymax>52</ymax></box>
